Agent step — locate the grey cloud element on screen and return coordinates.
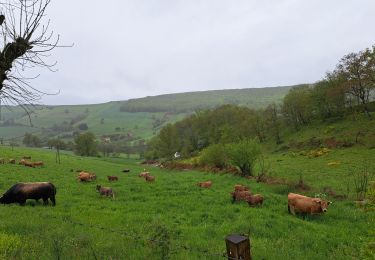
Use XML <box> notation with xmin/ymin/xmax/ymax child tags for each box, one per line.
<box><xmin>27</xmin><ymin>0</ymin><xmax>375</xmax><ymax>104</ymax></box>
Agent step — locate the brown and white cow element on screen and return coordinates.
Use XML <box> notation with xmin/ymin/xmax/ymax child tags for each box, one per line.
<box><xmin>288</xmin><ymin>193</ymin><xmax>331</xmax><ymax>215</ymax></box>
<box><xmin>9</xmin><ymin>159</ymin><xmax>16</xmax><ymax>164</ymax></box>
<box><xmin>197</xmin><ymin>181</ymin><xmax>212</xmax><ymax>188</ymax></box>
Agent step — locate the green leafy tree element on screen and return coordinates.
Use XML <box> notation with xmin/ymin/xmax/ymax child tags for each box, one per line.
<box><xmin>227</xmin><ymin>138</ymin><xmax>261</xmax><ymax>176</ymax></box>
<box><xmin>199</xmin><ymin>144</ymin><xmax>227</xmax><ymax>169</ymax></box>
<box><xmin>22</xmin><ymin>133</ymin><xmax>41</xmax><ymax>147</ymax></box>
<box><xmin>74</xmin><ymin>132</ymin><xmax>98</xmax><ymax>156</ymax></box>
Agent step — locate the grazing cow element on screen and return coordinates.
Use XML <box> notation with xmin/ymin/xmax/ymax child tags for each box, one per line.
<box><xmin>0</xmin><ymin>158</ymin><xmax>5</xmax><ymax>164</ymax></box>
<box><xmin>234</xmin><ymin>184</ymin><xmax>249</xmax><ymax>192</ymax></box>
<box><xmin>246</xmin><ymin>194</ymin><xmax>264</xmax><ymax>207</ymax></box>
<box><xmin>197</xmin><ymin>181</ymin><xmax>212</xmax><ymax>188</ymax></box>
<box><xmin>23</xmin><ymin>161</ymin><xmax>35</xmax><ymax>168</ymax></box>
<box><xmin>0</xmin><ymin>182</ymin><xmax>56</xmax><ymax>206</ymax></box>
<box><xmin>288</xmin><ymin>193</ymin><xmax>332</xmax><ymax>215</ymax></box>
<box><xmin>19</xmin><ymin>159</ymin><xmax>26</xmax><ymax>165</ymax></box>
<box><xmin>9</xmin><ymin>159</ymin><xmax>16</xmax><ymax>164</ymax></box>
<box><xmin>77</xmin><ymin>172</ymin><xmax>96</xmax><ymax>182</ymax></box>
<box><xmin>23</xmin><ymin>156</ymin><xmax>32</xmax><ymax>160</ymax></box>
<box><xmin>107</xmin><ymin>176</ymin><xmax>119</xmax><ymax>181</ymax></box>
<box><xmin>139</xmin><ymin>172</ymin><xmax>150</xmax><ymax>178</ymax></box>
<box><xmin>96</xmin><ymin>185</ymin><xmax>115</xmax><ymax>199</ymax></box>
<box><xmin>145</xmin><ymin>175</ymin><xmax>155</xmax><ymax>182</ymax></box>
<box><xmin>33</xmin><ymin>161</ymin><xmax>44</xmax><ymax>167</ymax></box>
<box><xmin>231</xmin><ymin>190</ymin><xmax>252</xmax><ymax>202</ymax></box>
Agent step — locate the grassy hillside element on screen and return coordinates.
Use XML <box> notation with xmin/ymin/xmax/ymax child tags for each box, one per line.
<box><xmin>120</xmin><ymin>85</ymin><xmax>294</xmax><ymax>113</ymax></box>
<box><xmin>0</xmin><ymin>86</ymin><xmax>292</xmax><ymax>143</ymax></box>
<box><xmin>0</xmin><ymin>143</ymin><xmax>373</xmax><ymax>259</ymax></box>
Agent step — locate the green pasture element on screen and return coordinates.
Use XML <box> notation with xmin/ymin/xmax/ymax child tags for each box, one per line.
<box><xmin>0</xmin><ymin>146</ymin><xmax>373</xmax><ymax>259</ymax></box>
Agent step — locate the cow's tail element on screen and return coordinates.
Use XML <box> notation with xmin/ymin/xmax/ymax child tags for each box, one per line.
<box><xmin>287</xmin><ymin>204</ymin><xmax>290</xmax><ymax>213</ymax></box>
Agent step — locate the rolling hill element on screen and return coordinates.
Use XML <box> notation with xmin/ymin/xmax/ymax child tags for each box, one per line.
<box><xmin>0</xmin><ymin>85</ymin><xmax>295</xmax><ymax>143</ymax></box>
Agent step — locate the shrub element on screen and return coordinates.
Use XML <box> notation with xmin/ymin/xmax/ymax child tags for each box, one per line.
<box><xmin>227</xmin><ymin>139</ymin><xmax>261</xmax><ymax>176</ymax></box>
<box><xmin>199</xmin><ymin>144</ymin><xmax>227</xmax><ymax>169</ymax></box>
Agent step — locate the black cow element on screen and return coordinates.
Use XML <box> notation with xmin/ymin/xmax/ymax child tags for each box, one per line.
<box><xmin>0</xmin><ymin>182</ymin><xmax>56</xmax><ymax>206</ymax></box>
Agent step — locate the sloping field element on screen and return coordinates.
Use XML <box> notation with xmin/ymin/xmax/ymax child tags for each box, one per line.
<box><xmin>0</xmin><ymin>146</ymin><xmax>373</xmax><ymax>259</ymax></box>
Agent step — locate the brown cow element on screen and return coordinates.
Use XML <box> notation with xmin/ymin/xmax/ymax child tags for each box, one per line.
<box><xmin>234</xmin><ymin>184</ymin><xmax>249</xmax><ymax>192</ymax></box>
<box><xmin>145</xmin><ymin>175</ymin><xmax>155</xmax><ymax>182</ymax></box>
<box><xmin>288</xmin><ymin>193</ymin><xmax>331</xmax><ymax>215</ymax></box>
<box><xmin>197</xmin><ymin>181</ymin><xmax>212</xmax><ymax>188</ymax></box>
<box><xmin>77</xmin><ymin>172</ymin><xmax>96</xmax><ymax>182</ymax></box>
<box><xmin>23</xmin><ymin>161</ymin><xmax>35</xmax><ymax>168</ymax></box>
<box><xmin>107</xmin><ymin>176</ymin><xmax>118</xmax><ymax>181</ymax></box>
<box><xmin>32</xmin><ymin>161</ymin><xmax>44</xmax><ymax>167</ymax></box>
<box><xmin>0</xmin><ymin>158</ymin><xmax>5</xmax><ymax>164</ymax></box>
<box><xmin>9</xmin><ymin>159</ymin><xmax>16</xmax><ymax>164</ymax></box>
<box><xmin>231</xmin><ymin>190</ymin><xmax>252</xmax><ymax>202</ymax></box>
<box><xmin>19</xmin><ymin>159</ymin><xmax>26</xmax><ymax>165</ymax></box>
<box><xmin>246</xmin><ymin>194</ymin><xmax>264</xmax><ymax>207</ymax></box>
<box><xmin>96</xmin><ymin>185</ymin><xmax>115</xmax><ymax>199</ymax></box>
<box><xmin>139</xmin><ymin>172</ymin><xmax>150</xmax><ymax>178</ymax></box>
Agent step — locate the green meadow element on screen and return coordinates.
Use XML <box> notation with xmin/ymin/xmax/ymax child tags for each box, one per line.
<box><xmin>0</xmin><ymin>145</ymin><xmax>373</xmax><ymax>259</ymax></box>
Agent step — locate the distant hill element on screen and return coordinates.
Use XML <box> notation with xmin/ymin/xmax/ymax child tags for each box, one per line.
<box><xmin>120</xmin><ymin>85</ymin><xmax>295</xmax><ymax>113</ymax></box>
<box><xmin>0</xmin><ymin>85</ymin><xmax>295</xmax><ymax>142</ymax></box>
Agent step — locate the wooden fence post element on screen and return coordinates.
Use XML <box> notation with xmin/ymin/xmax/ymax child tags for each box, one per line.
<box><xmin>225</xmin><ymin>234</ymin><xmax>251</xmax><ymax>260</ymax></box>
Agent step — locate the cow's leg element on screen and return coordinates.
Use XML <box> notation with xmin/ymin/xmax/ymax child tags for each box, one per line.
<box><xmin>289</xmin><ymin>205</ymin><xmax>296</xmax><ymax>215</ymax></box>
<box><xmin>50</xmin><ymin>196</ymin><xmax>56</xmax><ymax>206</ymax></box>
<box><xmin>43</xmin><ymin>197</ymin><xmax>49</xmax><ymax>205</ymax></box>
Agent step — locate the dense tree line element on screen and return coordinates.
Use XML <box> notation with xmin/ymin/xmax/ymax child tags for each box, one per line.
<box><xmin>147</xmin><ymin>45</ymin><xmax>375</xmax><ymax>160</ymax></box>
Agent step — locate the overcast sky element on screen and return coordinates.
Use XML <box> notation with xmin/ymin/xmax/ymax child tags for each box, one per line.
<box><xmin>29</xmin><ymin>0</ymin><xmax>375</xmax><ymax>105</ymax></box>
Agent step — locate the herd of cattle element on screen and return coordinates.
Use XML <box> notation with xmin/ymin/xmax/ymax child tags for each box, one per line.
<box><xmin>0</xmin><ymin>157</ymin><xmax>332</xmax><ymax>215</ymax></box>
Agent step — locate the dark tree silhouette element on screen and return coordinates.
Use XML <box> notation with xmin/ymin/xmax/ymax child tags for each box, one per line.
<box><xmin>0</xmin><ymin>0</ymin><xmax>69</xmax><ymax>121</ymax></box>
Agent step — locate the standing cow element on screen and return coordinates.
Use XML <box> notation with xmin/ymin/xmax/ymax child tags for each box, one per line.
<box><xmin>288</xmin><ymin>193</ymin><xmax>331</xmax><ymax>215</ymax></box>
<box><xmin>0</xmin><ymin>182</ymin><xmax>56</xmax><ymax>206</ymax></box>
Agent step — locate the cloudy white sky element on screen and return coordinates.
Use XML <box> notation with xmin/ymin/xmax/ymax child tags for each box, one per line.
<box><xmin>28</xmin><ymin>0</ymin><xmax>375</xmax><ymax>105</ymax></box>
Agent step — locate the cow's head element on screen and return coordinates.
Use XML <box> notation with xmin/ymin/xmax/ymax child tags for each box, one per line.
<box><xmin>315</xmin><ymin>199</ymin><xmax>332</xmax><ymax>212</ymax></box>
<box><xmin>96</xmin><ymin>185</ymin><xmax>101</xmax><ymax>191</ymax></box>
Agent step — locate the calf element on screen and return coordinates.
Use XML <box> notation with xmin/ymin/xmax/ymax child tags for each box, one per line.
<box><xmin>145</xmin><ymin>175</ymin><xmax>155</xmax><ymax>182</ymax></box>
<box><xmin>107</xmin><ymin>176</ymin><xmax>119</xmax><ymax>181</ymax></box>
<box><xmin>288</xmin><ymin>193</ymin><xmax>331</xmax><ymax>215</ymax></box>
<box><xmin>9</xmin><ymin>159</ymin><xmax>16</xmax><ymax>164</ymax></box>
<box><xmin>96</xmin><ymin>185</ymin><xmax>115</xmax><ymax>199</ymax></box>
<box><xmin>197</xmin><ymin>181</ymin><xmax>212</xmax><ymax>188</ymax></box>
<box><xmin>246</xmin><ymin>194</ymin><xmax>264</xmax><ymax>207</ymax></box>
<box><xmin>231</xmin><ymin>190</ymin><xmax>252</xmax><ymax>202</ymax></box>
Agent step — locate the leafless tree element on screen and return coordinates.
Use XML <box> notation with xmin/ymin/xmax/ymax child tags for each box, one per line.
<box><xmin>0</xmin><ymin>0</ymin><xmax>69</xmax><ymax>121</ymax></box>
